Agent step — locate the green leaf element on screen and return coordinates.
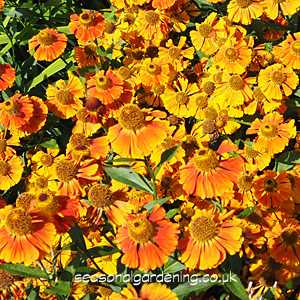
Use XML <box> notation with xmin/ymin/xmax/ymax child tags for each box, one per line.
<box><xmin>45</xmin><ymin>280</ymin><xmax>71</xmax><ymax>297</ymax></box>
<box><xmin>105</xmin><ymin>166</ymin><xmax>154</xmax><ymax>195</ymax></box>
<box><xmin>40</xmin><ymin>139</ymin><xmax>59</xmax><ymax>149</ymax></box>
<box><xmin>28</xmin><ymin>58</ymin><xmax>72</xmax><ymax>91</ymax></box>
<box><xmin>0</xmin><ymin>264</ymin><xmax>48</xmax><ymax>279</ymax></box>
<box><xmin>166</xmin><ymin>208</ymin><xmax>179</xmax><ymax>219</ymax></box>
<box><xmin>86</xmin><ymin>246</ymin><xmax>119</xmax><ymax>258</ymax></box>
<box><xmin>56</xmin><ymin>26</ymin><xmax>71</xmax><ymax>35</ymax></box>
<box><xmin>238</xmin><ymin>206</ymin><xmax>256</xmax><ymax>218</ymax></box>
<box><xmin>69</xmin><ymin>225</ymin><xmax>87</xmax><ymax>251</ymax></box>
<box><xmin>164</xmin><ymin>258</ymin><xmax>186</xmax><ymax>273</ymax></box>
<box><xmin>27</xmin><ymin>287</ymin><xmax>40</xmax><ymax>300</ymax></box>
<box><xmin>224</xmin><ymin>273</ymin><xmax>249</xmax><ymax>300</ymax></box>
<box><xmin>154</xmin><ymin>145</ymin><xmax>179</xmax><ymax>176</ymax></box>
<box><xmin>274</xmin><ymin>151</ymin><xmax>300</xmax><ymax>171</ymax></box>
<box><xmin>144</xmin><ymin>197</ymin><xmax>169</xmax><ymax>212</ymax></box>
<box><xmin>173</xmin><ymin>280</ymin><xmax>219</xmax><ymax>297</ymax></box>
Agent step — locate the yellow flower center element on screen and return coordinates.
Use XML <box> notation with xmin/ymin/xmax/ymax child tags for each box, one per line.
<box><xmin>5</xmin><ymin>208</ymin><xmax>32</xmax><ymax>236</ymax></box>
<box><xmin>176</xmin><ymin>92</ymin><xmax>189</xmax><ymax>105</ymax></box>
<box><xmin>292</xmin><ymin>41</ymin><xmax>300</xmax><ymax>54</ymax></box>
<box><xmin>16</xmin><ymin>193</ymin><xmax>35</xmax><ymax>210</ymax></box>
<box><xmin>88</xmin><ymin>184</ymin><xmax>114</xmax><ymax>208</ymax></box>
<box><xmin>38</xmin><ymin>30</ymin><xmax>57</xmax><ymax>46</ymax></box>
<box><xmin>225</xmin><ymin>47</ymin><xmax>239</xmax><ymax>61</ymax></box>
<box><xmin>261</xmin><ymin>123</ymin><xmax>277</xmax><ymax>138</ymax></box>
<box><xmin>0</xmin><ymin>139</ymin><xmax>7</xmax><ymax>153</ymax></box>
<box><xmin>244</xmin><ymin>146</ymin><xmax>259</xmax><ymax>159</ymax></box>
<box><xmin>237</xmin><ymin>174</ymin><xmax>253</xmax><ymax>192</ymax></box>
<box><xmin>105</xmin><ymin>22</ymin><xmax>116</xmax><ymax>34</ymax></box>
<box><xmin>56</xmin><ymin>89</ymin><xmax>73</xmax><ymax>105</ymax></box>
<box><xmin>35</xmin><ymin>176</ymin><xmax>49</xmax><ymax>189</ymax></box>
<box><xmin>264</xmin><ymin>178</ymin><xmax>278</xmax><ymax>192</ymax></box>
<box><xmin>202</xmin><ymin>119</ymin><xmax>216</xmax><ymax>134</ymax></box>
<box><xmin>144</xmin><ymin>11</ymin><xmax>160</xmax><ymax>25</ymax></box>
<box><xmin>196</xmin><ymin>95</ymin><xmax>208</xmax><ymax>108</ymax></box>
<box><xmin>40</xmin><ymin>153</ymin><xmax>54</xmax><ymax>167</ymax></box>
<box><xmin>236</xmin><ymin>0</ymin><xmax>253</xmax><ymax>8</ymax></box>
<box><xmin>194</xmin><ymin>149</ymin><xmax>219</xmax><ymax>172</ymax></box>
<box><xmin>147</xmin><ymin>63</ymin><xmax>161</xmax><ymax>75</ymax></box>
<box><xmin>118</xmin><ymin>66</ymin><xmax>131</xmax><ymax>80</ymax></box>
<box><xmin>271</xmin><ymin>70</ymin><xmax>287</xmax><ymax>85</ymax></box>
<box><xmin>0</xmin><ymin>161</ymin><xmax>10</xmax><ymax>176</ymax></box>
<box><xmin>96</xmin><ymin>74</ymin><xmax>111</xmax><ymax>89</ymax></box>
<box><xmin>229</xmin><ymin>75</ymin><xmax>244</xmax><ymax>90</ymax></box>
<box><xmin>281</xmin><ymin>230</ymin><xmax>298</xmax><ymax>246</ymax></box>
<box><xmin>0</xmin><ymin>270</ymin><xmax>14</xmax><ymax>289</ymax></box>
<box><xmin>190</xmin><ymin>216</ymin><xmax>217</xmax><ymax>242</ymax></box>
<box><xmin>118</xmin><ymin>104</ymin><xmax>145</xmax><ymax>131</ymax></box>
<box><xmin>198</xmin><ymin>24</ymin><xmax>212</xmax><ymax>38</ymax></box>
<box><xmin>35</xmin><ymin>193</ymin><xmax>60</xmax><ymax>214</ymax></box>
<box><xmin>203</xmin><ymin>81</ymin><xmax>215</xmax><ymax>95</ymax></box>
<box><xmin>2</xmin><ymin>100</ymin><xmax>15</xmax><ymax>112</ymax></box>
<box><xmin>99</xmin><ymin>286</ymin><xmax>113</xmax><ymax>297</ymax></box>
<box><xmin>168</xmin><ymin>47</ymin><xmax>181</xmax><ymax>59</ymax></box>
<box><xmin>79</xmin><ymin>12</ymin><xmax>93</xmax><ymax>25</ymax></box>
<box><xmin>55</xmin><ymin>159</ymin><xmax>78</xmax><ymax>182</ymax></box>
<box><xmin>128</xmin><ymin>217</ymin><xmax>155</xmax><ymax>244</ymax></box>
<box><xmin>70</xmin><ymin>133</ymin><xmax>89</xmax><ymax>151</ymax></box>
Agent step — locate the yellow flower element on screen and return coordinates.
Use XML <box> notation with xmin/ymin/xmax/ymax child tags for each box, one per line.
<box><xmin>263</xmin><ymin>0</ymin><xmax>300</xmax><ymax>19</ymax></box>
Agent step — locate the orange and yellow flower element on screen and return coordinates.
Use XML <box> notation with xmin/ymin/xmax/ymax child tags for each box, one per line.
<box><xmin>116</xmin><ymin>206</ymin><xmax>179</xmax><ymax>271</ymax></box>
<box><xmin>0</xmin><ymin>155</ymin><xmax>23</xmax><ymax>191</ymax></box>
<box><xmin>263</xmin><ymin>0</ymin><xmax>300</xmax><ymax>19</ymax></box>
<box><xmin>74</xmin><ymin>43</ymin><xmax>100</xmax><ymax>68</ymax></box>
<box><xmin>29</xmin><ymin>28</ymin><xmax>67</xmax><ymax>61</ymax></box>
<box><xmin>0</xmin><ymin>64</ymin><xmax>15</xmax><ymax>91</ymax></box>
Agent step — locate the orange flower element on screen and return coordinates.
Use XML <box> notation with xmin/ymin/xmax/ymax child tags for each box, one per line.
<box><xmin>29</xmin><ymin>28</ymin><xmax>67</xmax><ymax>61</ymax></box>
<box><xmin>258</xmin><ymin>63</ymin><xmax>299</xmax><ymax>100</ymax></box>
<box><xmin>180</xmin><ymin>140</ymin><xmax>244</xmax><ymax>199</ymax></box>
<box><xmin>246</xmin><ymin>112</ymin><xmax>296</xmax><ymax>155</ymax></box>
<box><xmin>152</xmin><ymin>0</ymin><xmax>176</xmax><ymax>9</ymax></box>
<box><xmin>253</xmin><ymin>171</ymin><xmax>293</xmax><ymax>211</ymax></box>
<box><xmin>74</xmin><ymin>43</ymin><xmax>100</xmax><ymax>68</ymax></box>
<box><xmin>273</xmin><ymin>33</ymin><xmax>300</xmax><ymax>70</ymax></box>
<box><xmin>0</xmin><ymin>155</ymin><xmax>23</xmax><ymax>191</ymax></box>
<box><xmin>108</xmin><ymin>104</ymin><xmax>169</xmax><ymax>158</ymax></box>
<box><xmin>116</xmin><ymin>206</ymin><xmax>179</xmax><ymax>271</ymax></box>
<box><xmin>180</xmin><ymin>208</ymin><xmax>243</xmax><ymax>270</ymax></box>
<box><xmin>263</xmin><ymin>0</ymin><xmax>300</xmax><ymax>19</ymax></box>
<box><xmin>0</xmin><ymin>64</ymin><xmax>15</xmax><ymax>91</ymax></box>
<box><xmin>46</xmin><ymin>72</ymin><xmax>84</xmax><ymax>119</ymax></box>
<box><xmin>110</xmin><ymin>283</ymin><xmax>178</xmax><ymax>300</ymax></box>
<box><xmin>69</xmin><ymin>10</ymin><xmax>105</xmax><ymax>42</ymax></box>
<box><xmin>0</xmin><ymin>206</ymin><xmax>56</xmax><ymax>265</ymax></box>
<box><xmin>266</xmin><ymin>218</ymin><xmax>300</xmax><ymax>268</ymax></box>
<box><xmin>0</xmin><ymin>0</ymin><xmax>4</xmax><ymax>11</ymax></box>
<box><xmin>87</xmin><ymin>70</ymin><xmax>132</xmax><ymax>107</ymax></box>
<box><xmin>0</xmin><ymin>93</ymin><xmax>33</xmax><ymax>132</ymax></box>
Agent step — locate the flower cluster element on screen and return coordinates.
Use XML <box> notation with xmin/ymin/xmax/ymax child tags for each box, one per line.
<box><xmin>1</xmin><ymin>0</ymin><xmax>300</xmax><ymax>299</ymax></box>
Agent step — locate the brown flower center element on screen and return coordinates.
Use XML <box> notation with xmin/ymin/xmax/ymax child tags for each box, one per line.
<box><xmin>40</xmin><ymin>153</ymin><xmax>53</xmax><ymax>167</ymax></box>
<box><xmin>147</xmin><ymin>63</ymin><xmax>161</xmax><ymax>75</ymax></box>
<box><xmin>261</xmin><ymin>123</ymin><xmax>277</xmax><ymax>138</ymax></box>
<box><xmin>176</xmin><ymin>92</ymin><xmax>189</xmax><ymax>105</ymax></box>
<box><xmin>0</xmin><ymin>139</ymin><xmax>7</xmax><ymax>153</ymax></box>
<box><xmin>2</xmin><ymin>100</ymin><xmax>15</xmax><ymax>112</ymax></box>
<box><xmin>190</xmin><ymin>216</ymin><xmax>217</xmax><ymax>242</ymax></box>
<box><xmin>194</xmin><ymin>149</ymin><xmax>219</xmax><ymax>172</ymax></box>
<box><xmin>225</xmin><ymin>47</ymin><xmax>239</xmax><ymax>61</ymax></box>
<box><xmin>118</xmin><ymin>66</ymin><xmax>131</xmax><ymax>80</ymax></box>
<box><xmin>196</xmin><ymin>95</ymin><xmax>208</xmax><ymax>108</ymax></box>
<box><xmin>144</xmin><ymin>11</ymin><xmax>160</xmax><ymax>25</ymax></box>
<box><xmin>16</xmin><ymin>193</ymin><xmax>35</xmax><ymax>210</ymax></box>
<box><xmin>5</xmin><ymin>208</ymin><xmax>32</xmax><ymax>236</ymax></box>
<box><xmin>203</xmin><ymin>81</ymin><xmax>215</xmax><ymax>95</ymax></box>
<box><xmin>35</xmin><ymin>176</ymin><xmax>49</xmax><ymax>189</ymax></box>
<box><xmin>38</xmin><ymin>30</ymin><xmax>57</xmax><ymax>46</ymax></box>
<box><xmin>96</xmin><ymin>74</ymin><xmax>111</xmax><ymax>89</ymax></box>
<box><xmin>271</xmin><ymin>70</ymin><xmax>287</xmax><ymax>85</ymax></box>
<box><xmin>264</xmin><ymin>178</ymin><xmax>278</xmax><ymax>192</ymax></box>
<box><xmin>238</xmin><ymin>174</ymin><xmax>253</xmax><ymax>192</ymax></box>
<box><xmin>56</xmin><ymin>89</ymin><xmax>73</xmax><ymax>105</ymax></box>
<box><xmin>236</xmin><ymin>0</ymin><xmax>253</xmax><ymax>8</ymax></box>
<box><xmin>229</xmin><ymin>75</ymin><xmax>244</xmax><ymax>90</ymax></box>
<box><xmin>70</xmin><ymin>133</ymin><xmax>89</xmax><ymax>151</ymax></box>
<box><xmin>79</xmin><ymin>12</ymin><xmax>93</xmax><ymax>25</ymax></box>
<box><xmin>128</xmin><ymin>217</ymin><xmax>155</xmax><ymax>243</ymax></box>
<box><xmin>292</xmin><ymin>41</ymin><xmax>300</xmax><ymax>54</ymax></box>
<box><xmin>118</xmin><ymin>104</ymin><xmax>145</xmax><ymax>131</ymax></box>
<box><xmin>0</xmin><ymin>270</ymin><xmax>14</xmax><ymax>289</ymax></box>
<box><xmin>55</xmin><ymin>159</ymin><xmax>78</xmax><ymax>182</ymax></box>
<box><xmin>168</xmin><ymin>47</ymin><xmax>181</xmax><ymax>59</ymax></box>
<box><xmin>244</xmin><ymin>146</ymin><xmax>259</xmax><ymax>159</ymax></box>
<box><xmin>198</xmin><ymin>24</ymin><xmax>212</xmax><ymax>38</ymax></box>
<box><xmin>0</xmin><ymin>161</ymin><xmax>10</xmax><ymax>176</ymax></box>
<box><xmin>281</xmin><ymin>230</ymin><xmax>298</xmax><ymax>246</ymax></box>
<box><xmin>88</xmin><ymin>184</ymin><xmax>114</xmax><ymax>208</ymax></box>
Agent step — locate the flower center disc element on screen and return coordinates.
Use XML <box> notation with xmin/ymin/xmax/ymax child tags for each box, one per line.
<box><xmin>198</xmin><ymin>24</ymin><xmax>212</xmax><ymax>38</ymax></box>
<box><xmin>57</xmin><ymin>89</ymin><xmax>72</xmax><ymax>105</ymax></box>
<box><xmin>261</xmin><ymin>123</ymin><xmax>277</xmax><ymax>138</ymax></box>
<box><xmin>203</xmin><ymin>81</ymin><xmax>215</xmax><ymax>95</ymax></box>
<box><xmin>0</xmin><ymin>161</ymin><xmax>10</xmax><ymax>176</ymax></box>
<box><xmin>128</xmin><ymin>217</ymin><xmax>154</xmax><ymax>243</ymax></box>
<box><xmin>38</xmin><ymin>31</ymin><xmax>57</xmax><ymax>46</ymax></box>
<box><xmin>96</xmin><ymin>75</ymin><xmax>111</xmax><ymax>89</ymax></box>
<box><xmin>6</xmin><ymin>208</ymin><xmax>32</xmax><ymax>236</ymax></box>
<box><xmin>70</xmin><ymin>133</ymin><xmax>89</xmax><ymax>151</ymax></box>
<box><xmin>147</xmin><ymin>63</ymin><xmax>161</xmax><ymax>75</ymax></box>
<box><xmin>225</xmin><ymin>47</ymin><xmax>239</xmax><ymax>61</ymax></box>
<box><xmin>176</xmin><ymin>92</ymin><xmax>189</xmax><ymax>105</ymax></box>
<box><xmin>16</xmin><ymin>193</ymin><xmax>35</xmax><ymax>210</ymax></box>
<box><xmin>0</xmin><ymin>139</ymin><xmax>7</xmax><ymax>153</ymax></box>
<box><xmin>292</xmin><ymin>41</ymin><xmax>300</xmax><ymax>54</ymax></box>
<box><xmin>40</xmin><ymin>153</ymin><xmax>53</xmax><ymax>167</ymax></box>
<box><xmin>88</xmin><ymin>184</ymin><xmax>114</xmax><ymax>208</ymax></box>
<box><xmin>168</xmin><ymin>47</ymin><xmax>181</xmax><ymax>59</ymax></box>
<box><xmin>35</xmin><ymin>176</ymin><xmax>49</xmax><ymax>189</ymax></box>
<box><xmin>190</xmin><ymin>216</ymin><xmax>217</xmax><ymax>242</ymax></box>
<box><xmin>2</xmin><ymin>100</ymin><xmax>15</xmax><ymax>112</ymax></box>
<box><xmin>119</xmin><ymin>104</ymin><xmax>145</xmax><ymax>131</ymax></box>
<box><xmin>56</xmin><ymin>159</ymin><xmax>78</xmax><ymax>182</ymax></box>
<box><xmin>229</xmin><ymin>75</ymin><xmax>244</xmax><ymax>90</ymax></box>
<box><xmin>194</xmin><ymin>149</ymin><xmax>219</xmax><ymax>172</ymax></box>
<box><xmin>281</xmin><ymin>230</ymin><xmax>298</xmax><ymax>246</ymax></box>
<box><xmin>0</xmin><ymin>270</ymin><xmax>14</xmax><ymax>289</ymax></box>
<box><xmin>271</xmin><ymin>70</ymin><xmax>287</xmax><ymax>85</ymax></box>
<box><xmin>79</xmin><ymin>12</ymin><xmax>93</xmax><ymax>25</ymax></box>
<box><xmin>236</xmin><ymin>0</ymin><xmax>253</xmax><ymax>8</ymax></box>
<box><xmin>144</xmin><ymin>11</ymin><xmax>160</xmax><ymax>25</ymax></box>
<box><xmin>264</xmin><ymin>178</ymin><xmax>278</xmax><ymax>192</ymax></box>
<box><xmin>36</xmin><ymin>193</ymin><xmax>60</xmax><ymax>214</ymax></box>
